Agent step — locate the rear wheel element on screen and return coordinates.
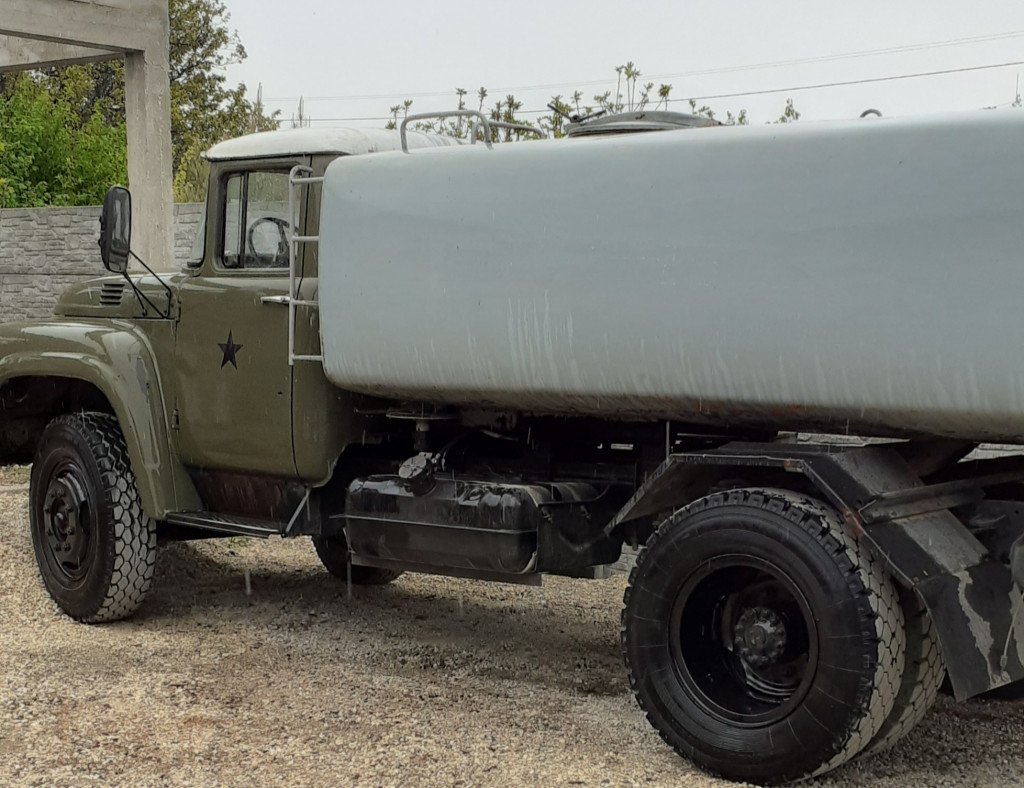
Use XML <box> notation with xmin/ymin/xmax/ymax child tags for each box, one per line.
<box><xmin>29</xmin><ymin>413</ymin><xmax>156</xmax><ymax>623</ymax></box>
<box><xmin>860</xmin><ymin>588</ymin><xmax>944</xmax><ymax>756</ymax></box>
<box><xmin>312</xmin><ymin>534</ymin><xmax>403</xmax><ymax>585</ymax></box>
<box><xmin>622</xmin><ymin>488</ymin><xmax>904</xmax><ymax>785</ymax></box>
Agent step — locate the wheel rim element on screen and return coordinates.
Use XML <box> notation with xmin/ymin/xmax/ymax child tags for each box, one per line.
<box><xmin>669</xmin><ymin>555</ymin><xmax>819</xmax><ymax>727</ymax></box>
<box><xmin>37</xmin><ymin>458</ymin><xmax>98</xmax><ymax>588</ymax></box>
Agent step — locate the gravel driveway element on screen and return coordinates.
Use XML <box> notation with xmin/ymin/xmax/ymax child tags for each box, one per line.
<box><xmin>3</xmin><ymin>468</ymin><xmax>1024</xmax><ymax>787</ymax></box>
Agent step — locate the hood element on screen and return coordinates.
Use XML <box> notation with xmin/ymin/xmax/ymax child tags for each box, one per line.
<box><xmin>54</xmin><ymin>274</ymin><xmax>177</xmax><ymax>320</ymax></box>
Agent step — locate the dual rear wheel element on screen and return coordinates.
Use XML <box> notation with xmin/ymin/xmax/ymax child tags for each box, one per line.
<box><xmin>622</xmin><ymin>488</ymin><xmax>944</xmax><ymax>784</ymax></box>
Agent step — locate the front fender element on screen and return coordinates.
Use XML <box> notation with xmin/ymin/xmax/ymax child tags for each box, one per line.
<box><xmin>0</xmin><ymin>319</ymin><xmax>200</xmax><ymax>519</ymax></box>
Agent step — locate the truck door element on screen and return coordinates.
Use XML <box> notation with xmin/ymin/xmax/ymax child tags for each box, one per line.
<box><xmin>173</xmin><ymin>162</ymin><xmax>302</xmax><ymax>477</ymax></box>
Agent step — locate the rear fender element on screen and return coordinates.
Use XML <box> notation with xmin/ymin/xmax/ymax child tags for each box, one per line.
<box><xmin>0</xmin><ymin>320</ymin><xmax>200</xmax><ymax>518</ymax></box>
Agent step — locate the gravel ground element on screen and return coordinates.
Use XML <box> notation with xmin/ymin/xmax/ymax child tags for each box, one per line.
<box><xmin>3</xmin><ymin>467</ymin><xmax>1024</xmax><ymax>787</ymax></box>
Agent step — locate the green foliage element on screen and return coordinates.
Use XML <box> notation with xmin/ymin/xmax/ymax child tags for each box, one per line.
<box><xmin>171</xmin><ymin>138</ymin><xmax>210</xmax><ymax>204</ymax></box>
<box><xmin>0</xmin><ymin>75</ymin><xmax>126</xmax><ymax>207</ymax></box>
<box><xmin>0</xmin><ymin>0</ymin><xmax>278</xmax><ymax>207</ymax></box>
<box><xmin>386</xmin><ymin>88</ymin><xmax>537</xmax><ymax>143</ymax></box>
<box><xmin>685</xmin><ymin>99</ymin><xmax>749</xmax><ymax>126</ymax></box>
<box><xmin>776</xmin><ymin>98</ymin><xmax>801</xmax><ymax>124</ymax></box>
<box><xmin>167</xmin><ymin>0</ymin><xmax>277</xmax><ymax>195</ymax></box>
<box><xmin>539</xmin><ymin>95</ymin><xmax>571</xmax><ymax>138</ymax></box>
<box><xmin>384</xmin><ymin>62</ymin><xmax>798</xmax><ymax>140</ymax></box>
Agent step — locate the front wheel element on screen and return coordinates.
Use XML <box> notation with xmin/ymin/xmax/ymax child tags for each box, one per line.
<box><xmin>29</xmin><ymin>413</ymin><xmax>156</xmax><ymax>623</ymax></box>
<box><xmin>622</xmin><ymin>488</ymin><xmax>905</xmax><ymax>785</ymax></box>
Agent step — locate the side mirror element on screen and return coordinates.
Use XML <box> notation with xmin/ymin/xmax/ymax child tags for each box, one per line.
<box><xmin>99</xmin><ymin>186</ymin><xmax>132</xmax><ymax>274</ymax></box>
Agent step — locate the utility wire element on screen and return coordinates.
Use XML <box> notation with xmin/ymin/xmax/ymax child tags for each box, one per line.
<box><xmin>294</xmin><ymin>60</ymin><xmax>1024</xmax><ymax>122</ymax></box>
<box><xmin>263</xmin><ymin>29</ymin><xmax>1024</xmax><ymax>104</ymax></box>
<box><xmin>669</xmin><ymin>59</ymin><xmax>1024</xmax><ymax>103</ymax></box>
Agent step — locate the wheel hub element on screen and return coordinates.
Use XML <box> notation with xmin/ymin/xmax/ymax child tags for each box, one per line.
<box><xmin>42</xmin><ymin>471</ymin><xmax>91</xmax><ymax>582</ymax></box>
<box><xmin>733</xmin><ymin>606</ymin><xmax>788</xmax><ymax>667</ymax></box>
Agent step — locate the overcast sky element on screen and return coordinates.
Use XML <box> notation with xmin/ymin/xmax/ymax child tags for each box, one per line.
<box><xmin>225</xmin><ymin>0</ymin><xmax>1024</xmax><ymax>129</ymax></box>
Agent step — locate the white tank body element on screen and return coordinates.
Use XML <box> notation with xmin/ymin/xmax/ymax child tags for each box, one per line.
<box><xmin>316</xmin><ymin>111</ymin><xmax>1024</xmax><ymax>442</ymax></box>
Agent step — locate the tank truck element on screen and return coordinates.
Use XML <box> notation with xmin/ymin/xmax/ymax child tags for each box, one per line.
<box><xmin>2</xmin><ymin>108</ymin><xmax>1024</xmax><ymax>783</ymax></box>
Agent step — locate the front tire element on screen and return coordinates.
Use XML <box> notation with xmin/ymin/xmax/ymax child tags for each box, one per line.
<box><xmin>29</xmin><ymin>413</ymin><xmax>156</xmax><ymax>623</ymax></box>
<box><xmin>622</xmin><ymin>488</ymin><xmax>904</xmax><ymax>785</ymax></box>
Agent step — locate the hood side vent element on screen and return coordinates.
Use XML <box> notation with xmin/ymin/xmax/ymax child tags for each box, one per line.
<box><xmin>99</xmin><ymin>282</ymin><xmax>125</xmax><ymax>306</ymax></box>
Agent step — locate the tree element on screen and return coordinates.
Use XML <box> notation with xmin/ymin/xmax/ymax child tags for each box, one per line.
<box><xmin>775</xmin><ymin>98</ymin><xmax>801</xmax><ymax>124</ymax></box>
<box><xmin>383</xmin><ymin>62</ymin><xmax>798</xmax><ymax>141</ymax></box>
<box><xmin>387</xmin><ymin>89</ymin><xmax>534</xmax><ymax>143</ymax></box>
<box><xmin>685</xmin><ymin>99</ymin><xmax>748</xmax><ymax>127</ymax></box>
<box><xmin>166</xmin><ymin>0</ymin><xmax>278</xmax><ymax>182</ymax></box>
<box><xmin>0</xmin><ymin>75</ymin><xmax>126</xmax><ymax>207</ymax></box>
<box><xmin>1</xmin><ymin>0</ymin><xmax>278</xmax><ymax>205</ymax></box>
<box><xmin>656</xmin><ymin>84</ymin><xmax>673</xmax><ymax>110</ymax></box>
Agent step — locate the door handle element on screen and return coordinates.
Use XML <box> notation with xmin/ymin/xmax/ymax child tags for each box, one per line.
<box><xmin>260</xmin><ymin>295</ymin><xmax>290</xmax><ymax>305</ymax></box>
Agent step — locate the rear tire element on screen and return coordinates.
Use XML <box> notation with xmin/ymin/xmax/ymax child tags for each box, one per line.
<box><xmin>860</xmin><ymin>587</ymin><xmax>944</xmax><ymax>756</ymax></box>
<box><xmin>29</xmin><ymin>413</ymin><xmax>156</xmax><ymax>623</ymax></box>
<box><xmin>622</xmin><ymin>488</ymin><xmax>904</xmax><ymax>785</ymax></box>
<box><xmin>312</xmin><ymin>534</ymin><xmax>403</xmax><ymax>585</ymax></box>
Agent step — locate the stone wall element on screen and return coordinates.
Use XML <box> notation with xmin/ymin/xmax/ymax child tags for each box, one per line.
<box><xmin>0</xmin><ymin>203</ymin><xmax>203</xmax><ymax>322</ymax></box>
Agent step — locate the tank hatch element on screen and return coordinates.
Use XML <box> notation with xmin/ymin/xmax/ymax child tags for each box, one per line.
<box><xmin>564</xmin><ymin>110</ymin><xmax>720</xmax><ymax>137</ymax></box>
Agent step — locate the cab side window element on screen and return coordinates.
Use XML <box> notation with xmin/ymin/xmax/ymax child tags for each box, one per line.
<box><xmin>223</xmin><ymin>174</ymin><xmax>244</xmax><ymax>268</ymax></box>
<box><xmin>220</xmin><ymin>171</ymin><xmax>292</xmax><ymax>270</ymax></box>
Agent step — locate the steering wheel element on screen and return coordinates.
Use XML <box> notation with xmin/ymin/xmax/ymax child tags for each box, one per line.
<box><xmin>246</xmin><ymin>216</ymin><xmax>290</xmax><ymax>268</ymax></box>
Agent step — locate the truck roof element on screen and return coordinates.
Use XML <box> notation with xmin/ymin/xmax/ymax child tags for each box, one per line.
<box><xmin>204</xmin><ymin>126</ymin><xmax>461</xmax><ymax>161</ymax></box>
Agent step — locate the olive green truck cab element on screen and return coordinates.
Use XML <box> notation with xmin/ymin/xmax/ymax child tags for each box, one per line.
<box><xmin>6</xmin><ymin>111</ymin><xmax>1024</xmax><ymax>784</ymax></box>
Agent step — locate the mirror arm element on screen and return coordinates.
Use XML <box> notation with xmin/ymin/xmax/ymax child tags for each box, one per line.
<box><xmin>122</xmin><ymin>251</ymin><xmax>173</xmax><ymax>319</ymax></box>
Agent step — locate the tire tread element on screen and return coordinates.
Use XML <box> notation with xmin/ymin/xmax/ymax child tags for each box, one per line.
<box><xmin>38</xmin><ymin>413</ymin><xmax>156</xmax><ymax>623</ymax></box>
<box><xmin>621</xmin><ymin>487</ymin><xmax>905</xmax><ymax>782</ymax></box>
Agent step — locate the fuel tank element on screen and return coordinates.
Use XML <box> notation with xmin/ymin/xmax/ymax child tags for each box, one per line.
<box><xmin>317</xmin><ymin>111</ymin><xmax>1024</xmax><ymax>442</ymax></box>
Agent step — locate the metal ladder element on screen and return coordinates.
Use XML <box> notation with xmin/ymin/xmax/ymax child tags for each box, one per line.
<box><xmin>285</xmin><ymin>164</ymin><xmax>323</xmax><ymax>365</ymax></box>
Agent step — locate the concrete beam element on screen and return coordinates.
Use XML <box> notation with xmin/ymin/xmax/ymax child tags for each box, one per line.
<box><xmin>0</xmin><ymin>35</ymin><xmax>118</xmax><ymax>74</ymax></box>
<box><xmin>0</xmin><ymin>0</ymin><xmax>165</xmax><ymax>53</ymax></box>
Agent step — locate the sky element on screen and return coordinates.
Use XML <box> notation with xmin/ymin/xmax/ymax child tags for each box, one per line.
<box><xmin>225</xmin><ymin>0</ymin><xmax>1024</xmax><ymax>130</ymax></box>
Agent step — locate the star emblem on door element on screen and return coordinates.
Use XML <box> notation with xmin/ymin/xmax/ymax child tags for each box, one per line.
<box><xmin>218</xmin><ymin>330</ymin><xmax>243</xmax><ymax>369</ymax></box>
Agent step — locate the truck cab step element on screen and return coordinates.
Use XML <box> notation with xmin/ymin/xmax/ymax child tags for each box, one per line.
<box><xmin>163</xmin><ymin>511</ymin><xmax>281</xmax><ymax>538</ymax></box>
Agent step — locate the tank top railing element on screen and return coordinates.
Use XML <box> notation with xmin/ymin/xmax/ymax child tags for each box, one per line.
<box><xmin>400</xmin><ymin>111</ymin><xmax>546</xmax><ymax>152</ymax></box>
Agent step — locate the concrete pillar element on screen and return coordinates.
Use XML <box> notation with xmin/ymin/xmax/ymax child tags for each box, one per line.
<box><xmin>125</xmin><ymin>44</ymin><xmax>174</xmax><ymax>272</ymax></box>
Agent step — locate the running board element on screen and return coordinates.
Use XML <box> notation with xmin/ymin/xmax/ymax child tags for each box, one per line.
<box><xmin>350</xmin><ymin>556</ymin><xmax>542</xmax><ymax>586</ymax></box>
<box><xmin>164</xmin><ymin>511</ymin><xmax>281</xmax><ymax>538</ymax></box>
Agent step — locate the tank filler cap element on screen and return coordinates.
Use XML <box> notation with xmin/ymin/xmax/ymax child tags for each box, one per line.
<box><xmin>398</xmin><ymin>452</ymin><xmax>437</xmax><ymax>493</ymax></box>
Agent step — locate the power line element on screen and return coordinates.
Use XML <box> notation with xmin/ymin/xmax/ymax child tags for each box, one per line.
<box><xmin>263</xmin><ymin>29</ymin><xmax>1024</xmax><ymax>104</ymax></box>
<box><xmin>293</xmin><ymin>60</ymin><xmax>1024</xmax><ymax>122</ymax></box>
<box><xmin>669</xmin><ymin>58</ymin><xmax>1024</xmax><ymax>103</ymax></box>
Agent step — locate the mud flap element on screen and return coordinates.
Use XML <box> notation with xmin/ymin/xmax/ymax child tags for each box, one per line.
<box><xmin>865</xmin><ymin>510</ymin><xmax>1024</xmax><ymax>699</ymax></box>
<box><xmin>916</xmin><ymin>565</ymin><xmax>1023</xmax><ymax>699</ymax></box>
